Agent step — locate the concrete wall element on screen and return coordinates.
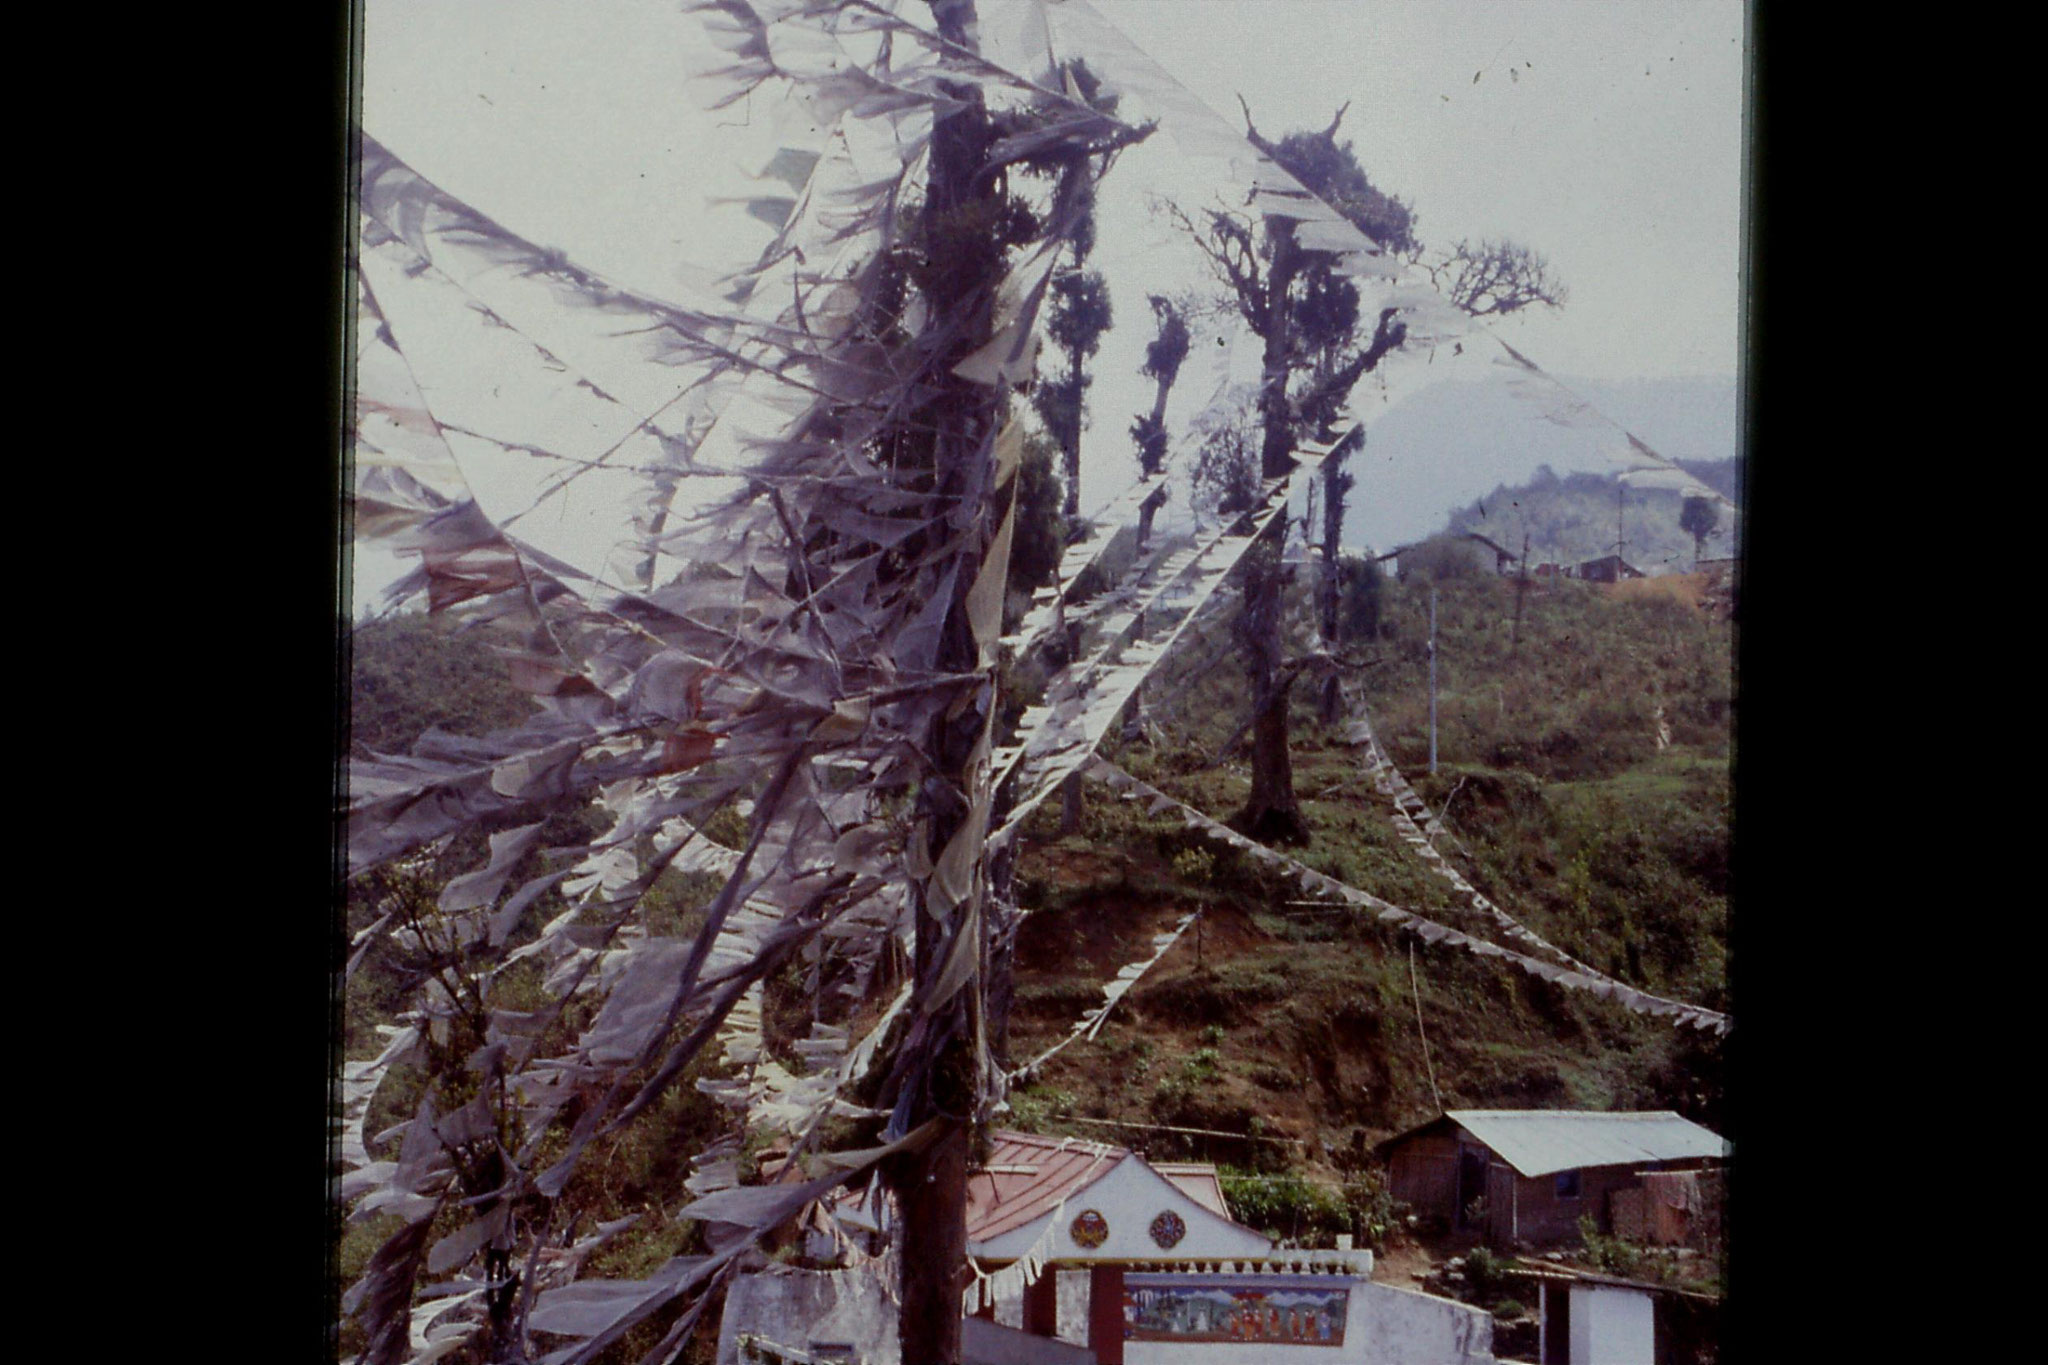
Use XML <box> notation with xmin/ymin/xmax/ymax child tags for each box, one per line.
<box><xmin>962</xmin><ymin>1316</ymin><xmax>1096</xmax><ymax>1365</ymax></box>
<box><xmin>1348</xmin><ymin>1283</ymin><xmax>1495</xmax><ymax>1364</ymax></box>
<box><xmin>716</xmin><ymin>1267</ymin><xmax>897</xmax><ymax>1365</ymax></box>
<box><xmin>1116</xmin><ymin>1279</ymin><xmax>1493</xmax><ymax>1365</ymax></box>
<box><xmin>1568</xmin><ymin>1284</ymin><xmax>1654</xmax><ymax>1365</ymax></box>
<box><xmin>719</xmin><ymin>1268</ymin><xmax>1106</xmax><ymax>1365</ymax></box>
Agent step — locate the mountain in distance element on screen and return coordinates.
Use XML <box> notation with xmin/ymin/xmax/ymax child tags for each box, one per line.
<box><xmin>1340</xmin><ymin>373</ymin><xmax>1740</xmax><ymax>557</ymax></box>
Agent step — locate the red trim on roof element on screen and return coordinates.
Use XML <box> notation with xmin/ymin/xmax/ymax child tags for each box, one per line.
<box><xmin>965</xmin><ymin>1131</ymin><xmax>1127</xmax><ymax>1243</ymax></box>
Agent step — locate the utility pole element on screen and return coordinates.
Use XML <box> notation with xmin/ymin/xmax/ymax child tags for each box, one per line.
<box><xmin>1510</xmin><ymin>530</ymin><xmax>1530</xmax><ymax>655</ymax></box>
<box><xmin>1428</xmin><ymin>583</ymin><xmax>1438</xmax><ymax>776</ymax></box>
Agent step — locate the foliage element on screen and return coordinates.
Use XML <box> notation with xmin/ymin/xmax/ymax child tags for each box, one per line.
<box><xmin>1130</xmin><ymin>293</ymin><xmax>1191</xmax><ymax>477</ymax></box>
<box><xmin>1396</xmin><ymin>534</ymin><xmax>1490</xmax><ymax>583</ymax></box>
<box><xmin>1028</xmin><ymin>57</ymin><xmax>1119</xmax><ymax>520</ymax></box>
<box><xmin>1221</xmin><ymin>1168</ymin><xmax>1353</xmax><ymax>1242</ymax></box>
<box><xmin>1007</xmin><ymin>430</ymin><xmax>1066</xmax><ymax>614</ymax></box>
<box><xmin>1337</xmin><ymin>554</ymin><xmax>1382</xmax><ymax>641</ymax></box>
<box><xmin>1218</xmin><ymin>1168</ymin><xmax>1404</xmax><ymax>1249</ymax></box>
<box><xmin>1168</xmin><ymin>102</ymin><xmax>1565</xmax><ymax>843</ymax></box>
<box><xmin>1578</xmin><ymin>1217</ymin><xmax>1644</xmax><ymax>1277</ymax></box>
<box><xmin>1679</xmin><ymin>495</ymin><xmax>1720</xmax><ymax>563</ymax></box>
<box><xmin>1189</xmin><ymin>404</ymin><xmax>1261</xmax><ymax>518</ymax></box>
<box><xmin>1463</xmin><ymin>1246</ymin><xmax>1507</xmax><ymax>1297</ymax></box>
<box><xmin>349</xmin><ymin>612</ymin><xmax>535</xmax><ymax>753</ymax></box>
<box><xmin>1267</xmin><ymin>119</ymin><xmax>1416</xmax><ymax>254</ymax></box>
<box><xmin>1169</xmin><ymin>846</ymin><xmax>1216</xmax><ymax>891</ymax></box>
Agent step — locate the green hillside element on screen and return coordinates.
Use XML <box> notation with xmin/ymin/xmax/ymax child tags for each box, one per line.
<box><xmin>998</xmin><ymin>569</ymin><xmax>1730</xmax><ymax>1242</ymax></box>
<box><xmin>340</xmin><ymin>570</ymin><xmax>1733</xmax><ymax>1350</ymax></box>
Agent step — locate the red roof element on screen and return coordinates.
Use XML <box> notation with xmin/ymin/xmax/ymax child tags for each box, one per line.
<box><xmin>966</xmin><ymin>1131</ymin><xmax>1127</xmax><ymax>1243</ymax></box>
<box><xmin>830</xmin><ymin>1130</ymin><xmax>1240</xmax><ymax>1246</ymax></box>
<box><xmin>962</xmin><ymin>1131</ymin><xmax>1234</xmax><ymax>1244</ymax></box>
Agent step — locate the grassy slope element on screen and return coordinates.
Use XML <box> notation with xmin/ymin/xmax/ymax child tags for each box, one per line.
<box><xmin>999</xmin><ymin>571</ymin><xmax>1731</xmax><ymax>1210</ymax></box>
<box><xmin>340</xmin><ymin>570</ymin><xmax>1733</xmax><ymax>1338</ymax></box>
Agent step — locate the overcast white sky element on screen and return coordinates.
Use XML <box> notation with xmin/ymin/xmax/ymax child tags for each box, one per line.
<box><xmin>357</xmin><ymin>0</ymin><xmax>1746</xmax><ymax>605</ymax></box>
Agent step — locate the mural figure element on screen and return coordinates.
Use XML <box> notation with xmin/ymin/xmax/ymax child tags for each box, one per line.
<box><xmin>1124</xmin><ymin>1279</ymin><xmax>1348</xmax><ymax>1347</ymax></box>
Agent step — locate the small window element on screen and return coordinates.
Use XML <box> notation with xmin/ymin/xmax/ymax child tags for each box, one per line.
<box><xmin>1554</xmin><ymin>1170</ymin><xmax>1581</xmax><ymax>1199</ymax></box>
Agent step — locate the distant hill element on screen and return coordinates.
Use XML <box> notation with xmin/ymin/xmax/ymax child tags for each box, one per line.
<box><xmin>1342</xmin><ymin>374</ymin><xmax>1739</xmax><ymax>557</ymax></box>
<box><xmin>1443</xmin><ymin>460</ymin><xmax>1738</xmax><ymax>575</ymax></box>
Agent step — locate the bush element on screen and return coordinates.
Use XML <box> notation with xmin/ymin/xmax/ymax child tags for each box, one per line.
<box><xmin>1578</xmin><ymin>1215</ymin><xmax>1643</xmax><ymax>1277</ymax></box>
<box><xmin>1218</xmin><ymin>1169</ymin><xmax>1406</xmax><ymax>1249</ymax></box>
<box><xmin>1221</xmin><ymin>1170</ymin><xmax>1352</xmax><ymax>1243</ymax></box>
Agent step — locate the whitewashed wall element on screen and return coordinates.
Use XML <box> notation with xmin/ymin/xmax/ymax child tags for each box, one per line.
<box><xmin>1119</xmin><ymin>1279</ymin><xmax>1493</xmax><ymax>1365</ymax></box>
<box><xmin>973</xmin><ymin>1155</ymin><xmax>1272</xmax><ymax>1263</ymax></box>
<box><xmin>716</xmin><ymin>1267</ymin><xmax>896</xmax><ymax>1365</ymax></box>
<box><xmin>1569</xmin><ymin>1284</ymin><xmax>1655</xmax><ymax>1365</ymax></box>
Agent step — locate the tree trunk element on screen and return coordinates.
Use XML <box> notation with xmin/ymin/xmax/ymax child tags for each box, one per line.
<box><xmin>892</xmin><ymin>1110</ymin><xmax>971</xmax><ymax>1365</ymax></box>
<box><xmin>1316</xmin><ymin>442</ymin><xmax>1351</xmax><ymax>725</ymax></box>
<box><xmin>885</xmin><ymin>5</ymin><xmax>997</xmax><ymax>1360</ymax></box>
<box><xmin>1232</xmin><ymin>533</ymin><xmax>1307</xmax><ymax>844</ymax></box>
<box><xmin>1235</xmin><ymin>231</ymin><xmax>1308</xmax><ymax>843</ymax></box>
<box><xmin>1062</xmin><ymin>344</ymin><xmax>1083</xmax><ymax>522</ymax></box>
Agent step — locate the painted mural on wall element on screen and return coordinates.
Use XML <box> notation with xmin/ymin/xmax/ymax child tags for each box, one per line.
<box><xmin>1123</xmin><ymin>1274</ymin><xmax>1349</xmax><ymax>1347</ymax></box>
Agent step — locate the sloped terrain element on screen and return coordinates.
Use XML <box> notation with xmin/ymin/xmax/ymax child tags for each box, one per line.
<box><xmin>996</xmin><ymin>570</ymin><xmax>1731</xmax><ymax>1239</ymax></box>
<box><xmin>340</xmin><ymin>567</ymin><xmax>1733</xmax><ymax>1354</ymax></box>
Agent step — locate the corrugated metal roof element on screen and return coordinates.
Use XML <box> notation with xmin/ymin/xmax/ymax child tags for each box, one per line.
<box><xmin>1445</xmin><ymin>1110</ymin><xmax>1728</xmax><ymax>1178</ymax></box>
<box><xmin>1150</xmin><ymin>1162</ymin><xmax>1232</xmax><ymax>1220</ymax></box>
<box><xmin>964</xmin><ymin>1130</ymin><xmax>1128</xmax><ymax>1243</ymax></box>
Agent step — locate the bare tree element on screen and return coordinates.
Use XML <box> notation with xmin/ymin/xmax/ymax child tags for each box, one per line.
<box><xmin>1168</xmin><ymin>104</ymin><xmax>1565</xmax><ymax>842</ymax></box>
<box><xmin>1166</xmin><ymin>103</ymin><xmax>1411</xmax><ymax>843</ymax></box>
<box><xmin>1423</xmin><ymin>237</ymin><xmax>1568</xmax><ymax>317</ymax></box>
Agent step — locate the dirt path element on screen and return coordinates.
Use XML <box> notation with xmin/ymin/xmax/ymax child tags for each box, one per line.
<box><xmin>1370</xmin><ymin>1237</ymin><xmax>1438</xmax><ymax>1289</ymax></box>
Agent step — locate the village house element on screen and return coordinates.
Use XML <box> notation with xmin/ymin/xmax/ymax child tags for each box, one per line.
<box><xmin>1572</xmin><ymin>554</ymin><xmax>1645</xmax><ymax>584</ymax></box>
<box><xmin>1388</xmin><ymin>534</ymin><xmax>1518</xmax><ymax>581</ymax></box>
<box><xmin>1376</xmin><ymin>1111</ymin><xmax>1727</xmax><ymax>1250</ymax></box>
<box><xmin>719</xmin><ymin>1130</ymin><xmax>1498</xmax><ymax>1364</ymax></box>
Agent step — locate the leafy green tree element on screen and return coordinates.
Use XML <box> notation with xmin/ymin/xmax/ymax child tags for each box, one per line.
<box><xmin>1130</xmin><ymin>293</ymin><xmax>1191</xmax><ymax>478</ymax></box>
<box><xmin>1338</xmin><ymin>553</ymin><xmax>1383</xmax><ymax>643</ymax></box>
<box><xmin>1131</xmin><ymin>293</ymin><xmax>1191</xmax><ymax>549</ymax></box>
<box><xmin>1007</xmin><ymin>430</ymin><xmax>1065</xmax><ymax>621</ymax></box>
<box><xmin>1680</xmin><ymin>494</ymin><xmax>1721</xmax><ymax>567</ymax></box>
<box><xmin>1029</xmin><ymin>59</ymin><xmax>1118</xmax><ymax>523</ymax></box>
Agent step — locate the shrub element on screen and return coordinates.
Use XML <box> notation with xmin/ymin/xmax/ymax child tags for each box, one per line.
<box><xmin>1578</xmin><ymin>1215</ymin><xmax>1643</xmax><ymax>1277</ymax></box>
<box><xmin>1218</xmin><ymin>1169</ymin><xmax>1406</xmax><ymax>1249</ymax></box>
<box><xmin>1221</xmin><ymin>1170</ymin><xmax>1352</xmax><ymax>1243</ymax></box>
